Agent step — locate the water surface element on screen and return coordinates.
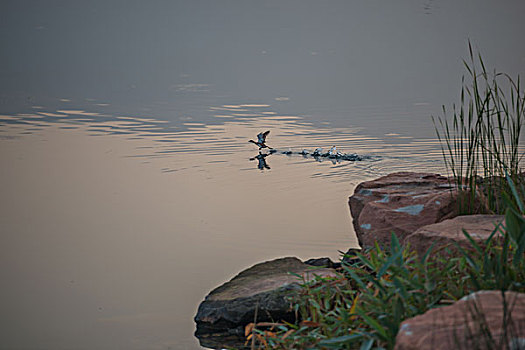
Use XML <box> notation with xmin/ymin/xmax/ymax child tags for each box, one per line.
<box><xmin>1</xmin><ymin>1</ymin><xmax>524</xmax><ymax>349</ymax></box>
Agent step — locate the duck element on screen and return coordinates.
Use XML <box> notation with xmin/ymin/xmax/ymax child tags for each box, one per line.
<box><xmin>312</xmin><ymin>147</ymin><xmax>323</xmax><ymax>157</ymax></box>
<box><xmin>328</xmin><ymin>146</ymin><xmax>337</xmax><ymax>158</ymax></box>
<box><xmin>249</xmin><ymin>131</ymin><xmax>272</xmax><ymax>150</ymax></box>
<box><xmin>329</xmin><ymin>146</ymin><xmax>344</xmax><ymax>158</ymax></box>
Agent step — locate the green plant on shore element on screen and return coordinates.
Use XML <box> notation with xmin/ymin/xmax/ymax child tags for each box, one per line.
<box><xmin>251</xmin><ymin>177</ymin><xmax>525</xmax><ymax>350</ymax></box>
<box><xmin>433</xmin><ymin>42</ymin><xmax>525</xmax><ymax>214</ymax></box>
<box><xmin>455</xmin><ymin>174</ymin><xmax>525</xmax><ymax>293</ymax></box>
<box><xmin>246</xmin><ymin>46</ymin><xmax>525</xmax><ymax>350</ymax></box>
<box><xmin>441</xmin><ymin>175</ymin><xmax>525</xmax><ymax>350</ymax></box>
<box><xmin>250</xmin><ymin>238</ymin><xmax>465</xmax><ymax>349</ymax></box>
<box><xmin>449</xmin><ymin>181</ymin><xmax>525</xmax><ymax>349</ymax></box>
<box><xmin>253</xmin><ymin>236</ymin><xmax>524</xmax><ymax>349</ymax></box>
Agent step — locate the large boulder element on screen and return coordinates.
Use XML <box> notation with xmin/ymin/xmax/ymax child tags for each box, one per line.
<box><xmin>395</xmin><ymin>290</ymin><xmax>525</xmax><ymax>350</ymax></box>
<box><xmin>404</xmin><ymin>214</ymin><xmax>504</xmax><ymax>257</ymax></box>
<box><xmin>348</xmin><ymin>172</ymin><xmax>486</xmax><ymax>249</ymax></box>
<box><xmin>194</xmin><ymin>257</ymin><xmax>337</xmax><ymax>347</ymax></box>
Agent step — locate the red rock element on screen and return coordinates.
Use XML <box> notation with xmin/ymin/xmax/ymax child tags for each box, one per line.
<box><xmin>395</xmin><ymin>290</ymin><xmax>525</xmax><ymax>350</ymax></box>
<box><xmin>348</xmin><ymin>172</ymin><xmax>487</xmax><ymax>248</ymax></box>
<box><xmin>404</xmin><ymin>215</ymin><xmax>504</xmax><ymax>257</ymax></box>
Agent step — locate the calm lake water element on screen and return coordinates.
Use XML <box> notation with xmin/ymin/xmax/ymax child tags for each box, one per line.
<box><xmin>1</xmin><ymin>1</ymin><xmax>524</xmax><ymax>349</ymax></box>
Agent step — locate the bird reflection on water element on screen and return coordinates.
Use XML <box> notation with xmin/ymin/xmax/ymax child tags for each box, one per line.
<box><xmin>250</xmin><ymin>152</ymin><xmax>271</xmax><ymax>170</ymax></box>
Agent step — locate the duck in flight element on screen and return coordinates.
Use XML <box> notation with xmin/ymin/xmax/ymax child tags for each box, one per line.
<box><xmin>249</xmin><ymin>131</ymin><xmax>272</xmax><ymax>150</ymax></box>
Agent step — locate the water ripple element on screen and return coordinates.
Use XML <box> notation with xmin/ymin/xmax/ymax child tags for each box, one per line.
<box><xmin>0</xmin><ymin>104</ymin><xmax>452</xmax><ymax>182</ymax></box>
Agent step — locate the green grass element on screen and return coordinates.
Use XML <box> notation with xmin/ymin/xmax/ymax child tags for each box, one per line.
<box><xmin>432</xmin><ymin>42</ymin><xmax>525</xmax><ymax>214</ymax></box>
<box><xmin>252</xmin><ymin>194</ymin><xmax>525</xmax><ymax>348</ymax></box>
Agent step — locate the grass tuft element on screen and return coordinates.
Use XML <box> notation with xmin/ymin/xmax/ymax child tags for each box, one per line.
<box><xmin>432</xmin><ymin>42</ymin><xmax>525</xmax><ymax>214</ymax></box>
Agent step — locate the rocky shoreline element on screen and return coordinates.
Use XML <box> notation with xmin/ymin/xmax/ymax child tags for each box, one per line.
<box><xmin>194</xmin><ymin>172</ymin><xmax>523</xmax><ymax>349</ymax></box>
<box><xmin>194</xmin><ymin>257</ymin><xmax>338</xmax><ymax>349</ymax></box>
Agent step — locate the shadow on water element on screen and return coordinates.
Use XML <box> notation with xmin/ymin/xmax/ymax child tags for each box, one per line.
<box><xmin>250</xmin><ymin>152</ymin><xmax>271</xmax><ymax>170</ymax></box>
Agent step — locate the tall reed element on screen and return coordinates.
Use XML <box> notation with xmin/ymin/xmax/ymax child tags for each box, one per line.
<box><xmin>433</xmin><ymin>43</ymin><xmax>525</xmax><ymax>214</ymax></box>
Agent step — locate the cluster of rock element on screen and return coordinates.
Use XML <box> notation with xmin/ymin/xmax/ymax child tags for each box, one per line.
<box><xmin>348</xmin><ymin>172</ymin><xmax>523</xmax><ymax>349</ymax></box>
<box><xmin>194</xmin><ymin>172</ymin><xmax>522</xmax><ymax>349</ymax></box>
<box><xmin>348</xmin><ymin>172</ymin><xmax>490</xmax><ymax>248</ymax></box>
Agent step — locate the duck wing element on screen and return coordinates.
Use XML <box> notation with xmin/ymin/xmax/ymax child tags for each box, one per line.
<box><xmin>258</xmin><ymin>130</ymin><xmax>270</xmax><ymax>143</ymax></box>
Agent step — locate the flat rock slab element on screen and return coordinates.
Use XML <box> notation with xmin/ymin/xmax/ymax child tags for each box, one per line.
<box><xmin>194</xmin><ymin>257</ymin><xmax>336</xmax><ymax>338</ymax></box>
<box><xmin>404</xmin><ymin>214</ymin><xmax>504</xmax><ymax>257</ymax></box>
<box><xmin>348</xmin><ymin>172</ymin><xmax>486</xmax><ymax>249</ymax></box>
<box><xmin>395</xmin><ymin>290</ymin><xmax>525</xmax><ymax>350</ymax></box>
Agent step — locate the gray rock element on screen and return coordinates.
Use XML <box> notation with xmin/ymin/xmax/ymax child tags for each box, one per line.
<box><xmin>194</xmin><ymin>257</ymin><xmax>337</xmax><ymax>338</ymax></box>
<box><xmin>304</xmin><ymin>257</ymin><xmax>337</xmax><ymax>268</ymax></box>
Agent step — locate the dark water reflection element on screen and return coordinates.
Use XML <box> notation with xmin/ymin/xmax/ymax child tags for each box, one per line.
<box><xmin>1</xmin><ymin>0</ymin><xmax>525</xmax><ymax>349</ymax></box>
